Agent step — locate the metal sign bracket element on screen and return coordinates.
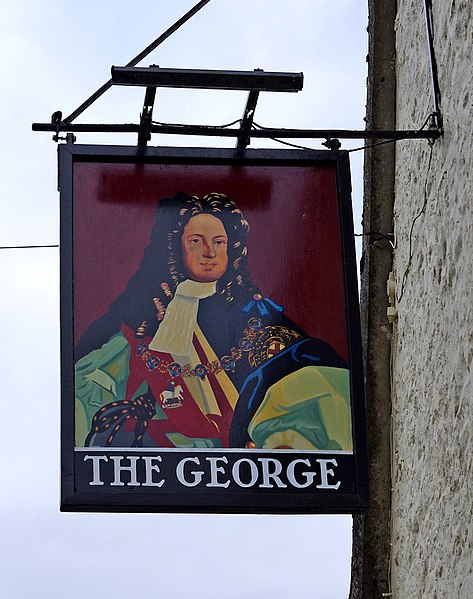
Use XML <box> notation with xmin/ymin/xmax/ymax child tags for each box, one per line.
<box><xmin>31</xmin><ymin>0</ymin><xmax>443</xmax><ymax>149</ymax></box>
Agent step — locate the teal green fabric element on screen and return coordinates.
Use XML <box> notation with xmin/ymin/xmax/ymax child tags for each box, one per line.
<box><xmin>165</xmin><ymin>432</ymin><xmax>222</xmax><ymax>448</ymax></box>
<box><xmin>251</xmin><ymin>395</ymin><xmax>341</xmax><ymax>450</ymax></box>
<box><xmin>248</xmin><ymin>366</ymin><xmax>352</xmax><ymax>450</ymax></box>
<box><xmin>75</xmin><ymin>332</ymin><xmax>130</xmax><ymax>445</ymax></box>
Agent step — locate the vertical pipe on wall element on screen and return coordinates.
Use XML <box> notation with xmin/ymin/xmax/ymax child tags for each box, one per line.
<box><xmin>349</xmin><ymin>1</ymin><xmax>396</xmax><ymax>597</ymax></box>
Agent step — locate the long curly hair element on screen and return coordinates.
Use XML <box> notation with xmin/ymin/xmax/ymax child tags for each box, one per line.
<box><xmin>109</xmin><ymin>192</ymin><xmax>258</xmax><ymax>336</ymax></box>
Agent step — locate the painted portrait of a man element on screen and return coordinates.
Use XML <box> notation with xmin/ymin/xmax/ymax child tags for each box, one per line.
<box><xmin>74</xmin><ymin>188</ymin><xmax>353</xmax><ymax>452</ymax></box>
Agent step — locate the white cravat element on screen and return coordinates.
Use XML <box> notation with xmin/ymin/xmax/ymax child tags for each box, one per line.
<box><xmin>149</xmin><ymin>279</ymin><xmax>217</xmax><ymax>355</ymax></box>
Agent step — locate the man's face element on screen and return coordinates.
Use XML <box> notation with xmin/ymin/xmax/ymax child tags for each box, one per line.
<box><xmin>181</xmin><ymin>214</ymin><xmax>229</xmax><ymax>283</ymax></box>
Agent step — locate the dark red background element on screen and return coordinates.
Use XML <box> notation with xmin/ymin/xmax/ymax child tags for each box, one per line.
<box><xmin>73</xmin><ymin>161</ymin><xmax>349</xmax><ymax>361</ymax></box>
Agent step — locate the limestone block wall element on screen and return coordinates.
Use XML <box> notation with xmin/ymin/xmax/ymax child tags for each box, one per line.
<box><xmin>391</xmin><ymin>1</ymin><xmax>472</xmax><ymax>597</ymax></box>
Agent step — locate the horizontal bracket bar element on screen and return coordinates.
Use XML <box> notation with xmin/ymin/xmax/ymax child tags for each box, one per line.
<box><xmin>111</xmin><ymin>66</ymin><xmax>304</xmax><ymax>92</ymax></box>
<box><xmin>32</xmin><ymin>121</ymin><xmax>441</xmax><ymax>141</ymax></box>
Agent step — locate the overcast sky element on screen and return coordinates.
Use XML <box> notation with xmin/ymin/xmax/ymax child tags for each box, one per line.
<box><xmin>1</xmin><ymin>2</ymin><xmax>368</xmax><ymax>598</ymax></box>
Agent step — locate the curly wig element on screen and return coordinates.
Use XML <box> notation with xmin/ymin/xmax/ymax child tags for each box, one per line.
<box><xmin>110</xmin><ymin>192</ymin><xmax>258</xmax><ymax>335</ymax></box>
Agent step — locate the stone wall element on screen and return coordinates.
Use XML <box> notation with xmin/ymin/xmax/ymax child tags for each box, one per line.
<box><xmin>391</xmin><ymin>1</ymin><xmax>472</xmax><ymax>597</ymax></box>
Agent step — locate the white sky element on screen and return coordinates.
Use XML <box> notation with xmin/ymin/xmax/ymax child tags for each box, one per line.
<box><xmin>0</xmin><ymin>2</ymin><xmax>368</xmax><ymax>598</ymax></box>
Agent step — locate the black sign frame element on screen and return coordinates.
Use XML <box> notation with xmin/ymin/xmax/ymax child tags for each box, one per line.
<box><xmin>59</xmin><ymin>144</ymin><xmax>368</xmax><ymax>513</ymax></box>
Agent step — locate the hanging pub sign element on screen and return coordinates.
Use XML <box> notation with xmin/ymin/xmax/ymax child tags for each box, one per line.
<box><xmin>59</xmin><ymin>144</ymin><xmax>368</xmax><ymax>513</ymax></box>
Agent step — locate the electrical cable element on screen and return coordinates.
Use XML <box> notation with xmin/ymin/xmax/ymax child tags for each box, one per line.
<box><xmin>396</xmin><ymin>144</ymin><xmax>434</xmax><ymax>304</ymax></box>
<box><xmin>250</xmin><ymin>122</ymin><xmax>317</xmax><ymax>151</ymax></box>
<box><xmin>0</xmin><ymin>245</ymin><xmax>59</xmax><ymax>250</ymax></box>
<box><xmin>151</xmin><ymin>118</ymin><xmax>242</xmax><ymax>129</ymax></box>
<box><xmin>347</xmin><ymin>112</ymin><xmax>435</xmax><ymax>153</ymax></box>
<box><xmin>250</xmin><ymin>113</ymin><xmax>437</xmax><ymax>153</ymax></box>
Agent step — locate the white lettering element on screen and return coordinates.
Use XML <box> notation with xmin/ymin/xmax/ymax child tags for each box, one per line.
<box><xmin>142</xmin><ymin>456</ymin><xmax>165</xmax><ymax>487</ymax></box>
<box><xmin>316</xmin><ymin>459</ymin><xmax>341</xmax><ymax>490</ymax></box>
<box><xmin>232</xmin><ymin>458</ymin><xmax>259</xmax><ymax>488</ymax></box>
<box><xmin>84</xmin><ymin>454</ymin><xmax>108</xmax><ymax>486</ymax></box>
<box><xmin>81</xmin><ymin>453</ymin><xmax>345</xmax><ymax>492</ymax></box>
<box><xmin>176</xmin><ymin>457</ymin><xmax>204</xmax><ymax>487</ymax></box>
<box><xmin>206</xmin><ymin>456</ymin><xmax>230</xmax><ymax>488</ymax></box>
<box><xmin>286</xmin><ymin>459</ymin><xmax>316</xmax><ymax>488</ymax></box>
<box><xmin>110</xmin><ymin>455</ymin><xmax>140</xmax><ymax>486</ymax></box>
<box><xmin>258</xmin><ymin>458</ymin><xmax>287</xmax><ymax>488</ymax></box>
